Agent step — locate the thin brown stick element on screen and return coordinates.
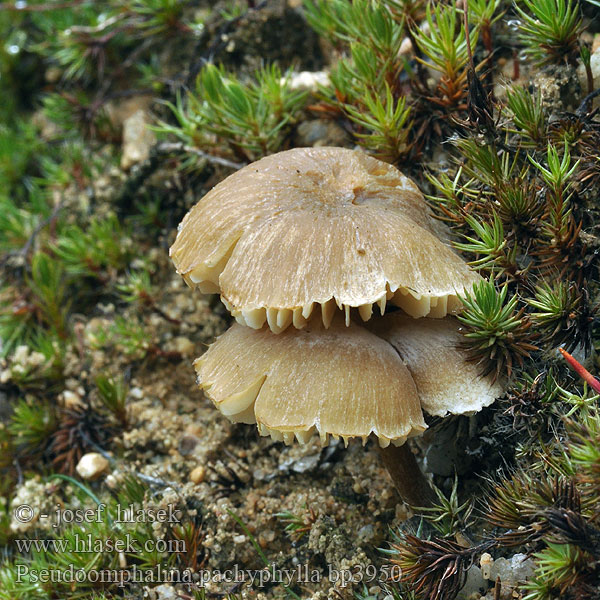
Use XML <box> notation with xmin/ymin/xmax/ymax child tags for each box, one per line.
<box><xmin>157</xmin><ymin>142</ymin><xmax>246</xmax><ymax>170</ymax></box>
<box><xmin>378</xmin><ymin>443</ymin><xmax>435</xmax><ymax>507</ymax></box>
<box><xmin>464</xmin><ymin>0</ymin><xmax>474</xmax><ymax>72</ymax></box>
<box><xmin>0</xmin><ymin>199</ymin><xmax>65</xmax><ymax>268</ymax></box>
<box><xmin>0</xmin><ymin>0</ymin><xmax>85</xmax><ymax>11</ymax></box>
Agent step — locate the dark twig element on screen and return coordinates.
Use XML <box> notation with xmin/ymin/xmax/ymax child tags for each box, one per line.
<box><xmin>157</xmin><ymin>143</ymin><xmax>246</xmax><ymax>170</ymax></box>
<box><xmin>114</xmin><ymin>142</ymin><xmax>244</xmax><ymax>212</ymax></box>
<box><xmin>394</xmin><ymin>535</ymin><xmax>496</xmax><ymax>600</ymax></box>
<box><xmin>0</xmin><ymin>0</ymin><xmax>84</xmax><ymax>10</ymax></box>
<box><xmin>0</xmin><ymin>199</ymin><xmax>65</xmax><ymax>268</ymax></box>
<box><xmin>463</xmin><ymin>0</ymin><xmax>495</xmax><ymax>134</ymax></box>
<box><xmin>576</xmin><ymin>88</ymin><xmax>600</xmax><ymax>118</ymax></box>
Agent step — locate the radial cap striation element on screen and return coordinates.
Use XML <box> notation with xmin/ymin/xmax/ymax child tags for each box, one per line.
<box><xmin>170</xmin><ymin>147</ymin><xmax>481</xmax><ymax>332</ymax></box>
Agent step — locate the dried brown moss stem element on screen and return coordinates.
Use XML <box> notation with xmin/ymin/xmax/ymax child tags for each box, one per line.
<box><xmin>378</xmin><ymin>443</ymin><xmax>435</xmax><ymax>508</ymax></box>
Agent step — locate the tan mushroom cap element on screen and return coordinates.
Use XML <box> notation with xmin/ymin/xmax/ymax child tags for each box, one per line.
<box><xmin>194</xmin><ymin>313</ymin><xmax>503</xmax><ymax>447</ymax></box>
<box><xmin>366</xmin><ymin>313</ymin><xmax>504</xmax><ymax>417</ymax></box>
<box><xmin>170</xmin><ymin>147</ymin><xmax>481</xmax><ymax>333</ymax></box>
<box><xmin>194</xmin><ymin>316</ymin><xmax>427</xmax><ymax>448</ymax></box>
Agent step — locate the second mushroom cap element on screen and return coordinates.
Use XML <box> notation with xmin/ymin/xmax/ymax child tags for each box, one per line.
<box><xmin>194</xmin><ymin>313</ymin><xmax>503</xmax><ymax>448</ymax></box>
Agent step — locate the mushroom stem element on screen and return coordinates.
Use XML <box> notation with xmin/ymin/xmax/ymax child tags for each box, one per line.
<box><xmin>378</xmin><ymin>443</ymin><xmax>435</xmax><ymax>507</ymax></box>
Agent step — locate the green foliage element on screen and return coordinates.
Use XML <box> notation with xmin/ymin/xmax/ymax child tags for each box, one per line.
<box><xmin>0</xmin><ymin>563</ymin><xmax>43</xmax><ymax>600</ymax></box>
<box><xmin>31</xmin><ymin>0</ymin><xmax>198</xmax><ymax>86</ymax></box>
<box><xmin>417</xmin><ymin>477</ymin><xmax>473</xmax><ymax>538</ymax></box>
<box><xmin>161</xmin><ymin>63</ymin><xmax>308</xmax><ymax>163</ymax></box>
<box><xmin>496</xmin><ymin>177</ymin><xmax>541</xmax><ymax>229</ymax></box>
<box><xmin>428</xmin><ymin>130</ymin><xmax>588</xmax><ymax>359</ymax></box>
<box><xmin>530</xmin><ymin>143</ymin><xmax>582</xmax><ymax>272</ymax></box>
<box><xmin>276</xmin><ymin>505</ymin><xmax>317</xmax><ymax>542</ymax></box>
<box><xmin>305</xmin><ymin>0</ymin><xmax>412</xmax><ymax>160</ymax></box>
<box><xmin>89</xmin><ymin>315</ymin><xmax>152</xmax><ymax>359</ymax></box>
<box><xmin>328</xmin><ymin>27</ymin><xmax>404</xmax><ymax>101</ymax></box>
<box><xmin>556</xmin><ymin>383</ymin><xmax>600</xmax><ymax>417</ymax></box>
<box><xmin>454</xmin><ymin>212</ymin><xmax>517</xmax><ymax>275</ymax></box>
<box><xmin>522</xmin><ymin>543</ymin><xmax>587</xmax><ymax>600</ymax></box>
<box><xmin>458</xmin><ymin>280</ymin><xmax>537</xmax><ymax>379</ymax></box>
<box><xmin>425</xmin><ymin>167</ymin><xmax>478</xmax><ymax>225</ymax></box>
<box><xmin>453</xmin><ymin>138</ymin><xmax>516</xmax><ymax>191</ymax></box>
<box><xmin>95</xmin><ymin>373</ymin><xmax>129</xmax><ymax>427</ymax></box>
<box><xmin>0</xmin><ymin>286</ymin><xmax>35</xmax><ymax>359</ymax></box>
<box><xmin>0</xmin><ymin>120</ymin><xmax>44</xmax><ymax>194</ymax></box>
<box><xmin>391</xmin><ymin>395</ymin><xmax>600</xmax><ymax>600</ymax></box>
<box><xmin>5</xmin><ymin>332</ymin><xmax>65</xmax><ymax>388</ymax></box>
<box><xmin>8</xmin><ymin>398</ymin><xmax>57</xmax><ymax>457</ymax></box>
<box><xmin>0</xmin><ymin>2</ymin><xmax>598</xmax><ymax>598</ymax></box>
<box><xmin>506</xmin><ymin>86</ymin><xmax>546</xmax><ymax>144</ymax></box>
<box><xmin>527</xmin><ymin>281</ymin><xmax>581</xmax><ymax>349</ymax></box>
<box><xmin>32</xmin><ymin>4</ymin><xmax>110</xmax><ymax>83</ymax></box>
<box><xmin>343</xmin><ymin>84</ymin><xmax>412</xmax><ymax>162</ymax></box>
<box><xmin>129</xmin><ymin>0</ymin><xmax>190</xmax><ymax>37</ymax></box>
<box><xmin>131</xmin><ymin>195</ymin><xmax>164</xmax><ymax>232</ymax></box>
<box><xmin>53</xmin><ymin>215</ymin><xmax>132</xmax><ymax>278</ymax></box>
<box><xmin>413</xmin><ymin>2</ymin><xmax>473</xmax><ymax>81</ymax></box>
<box><xmin>41</xmin><ymin>93</ymin><xmax>89</xmax><ymax>138</ymax></box>
<box><xmin>412</xmin><ymin>2</ymin><xmax>476</xmax><ymax>105</ymax></box>
<box><xmin>486</xmin><ymin>471</ymin><xmax>573</xmax><ymax>533</ymax></box>
<box><xmin>27</xmin><ymin>252</ymin><xmax>70</xmax><ymax>339</ymax></box>
<box><xmin>468</xmin><ymin>0</ymin><xmax>504</xmax><ymax>30</ymax></box>
<box><xmin>529</xmin><ymin>142</ymin><xmax>578</xmax><ymax>200</ymax></box>
<box><xmin>115</xmin><ymin>268</ymin><xmax>155</xmax><ymax>305</ymax></box>
<box><xmin>0</xmin><ymin>193</ymin><xmax>50</xmax><ymax>253</ymax></box>
<box><xmin>0</xmin><ymin>474</ymin><xmax>202</xmax><ymax>599</ymax></box>
<box><xmin>303</xmin><ymin>0</ymin><xmax>404</xmax><ymax>50</ymax></box>
<box><xmin>567</xmin><ymin>410</ymin><xmax>600</xmax><ymax>497</ymax></box>
<box><xmin>515</xmin><ymin>0</ymin><xmax>582</xmax><ymax>65</ymax></box>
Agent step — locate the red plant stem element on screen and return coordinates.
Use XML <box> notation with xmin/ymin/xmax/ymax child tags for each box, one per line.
<box><xmin>559</xmin><ymin>348</ymin><xmax>600</xmax><ymax>395</ymax></box>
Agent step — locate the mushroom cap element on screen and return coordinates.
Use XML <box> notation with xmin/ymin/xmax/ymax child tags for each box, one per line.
<box><xmin>170</xmin><ymin>147</ymin><xmax>481</xmax><ymax>332</ymax></box>
<box><xmin>366</xmin><ymin>313</ymin><xmax>504</xmax><ymax>417</ymax></box>
<box><xmin>194</xmin><ymin>313</ymin><xmax>504</xmax><ymax>447</ymax></box>
<box><xmin>194</xmin><ymin>316</ymin><xmax>427</xmax><ymax>448</ymax></box>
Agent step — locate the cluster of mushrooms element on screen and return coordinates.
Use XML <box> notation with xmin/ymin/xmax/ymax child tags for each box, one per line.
<box><xmin>170</xmin><ymin>147</ymin><xmax>504</xmax><ymax>506</ymax></box>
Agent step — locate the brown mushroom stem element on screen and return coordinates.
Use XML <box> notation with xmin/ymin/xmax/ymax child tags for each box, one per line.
<box><xmin>378</xmin><ymin>443</ymin><xmax>435</xmax><ymax>507</ymax></box>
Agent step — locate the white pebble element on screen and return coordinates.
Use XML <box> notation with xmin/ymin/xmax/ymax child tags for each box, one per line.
<box><xmin>76</xmin><ymin>453</ymin><xmax>109</xmax><ymax>480</ymax></box>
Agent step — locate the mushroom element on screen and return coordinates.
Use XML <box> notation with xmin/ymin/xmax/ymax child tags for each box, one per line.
<box><xmin>194</xmin><ymin>313</ymin><xmax>503</xmax><ymax>506</ymax></box>
<box><xmin>170</xmin><ymin>147</ymin><xmax>482</xmax><ymax>333</ymax></box>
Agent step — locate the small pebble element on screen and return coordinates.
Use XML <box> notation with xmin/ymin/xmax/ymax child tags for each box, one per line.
<box><xmin>480</xmin><ymin>552</ymin><xmax>493</xmax><ymax>580</ymax></box>
<box><xmin>76</xmin><ymin>453</ymin><xmax>109</xmax><ymax>480</ymax></box>
<box><xmin>178</xmin><ymin>435</ymin><xmax>199</xmax><ymax>456</ymax></box>
<box><xmin>282</xmin><ymin>70</ymin><xmax>330</xmax><ymax>91</ymax></box>
<box><xmin>121</xmin><ymin>109</ymin><xmax>155</xmax><ymax>170</ymax></box>
<box><xmin>61</xmin><ymin>390</ymin><xmax>82</xmax><ymax>409</ymax></box>
<box><xmin>154</xmin><ymin>584</ymin><xmax>178</xmax><ymax>600</ymax></box>
<box><xmin>173</xmin><ymin>336</ymin><xmax>195</xmax><ymax>356</ymax></box>
<box><xmin>190</xmin><ymin>465</ymin><xmax>206</xmax><ymax>484</ymax></box>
